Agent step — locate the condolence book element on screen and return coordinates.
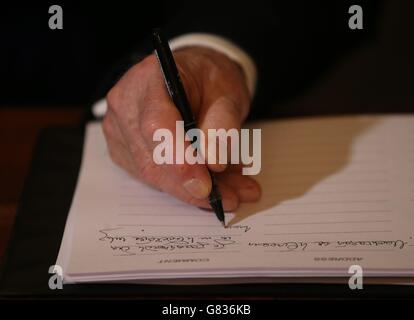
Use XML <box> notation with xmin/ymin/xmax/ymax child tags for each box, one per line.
<box><xmin>56</xmin><ymin>115</ymin><xmax>414</xmax><ymax>284</ymax></box>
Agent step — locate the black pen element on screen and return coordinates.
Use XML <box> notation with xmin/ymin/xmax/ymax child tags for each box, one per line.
<box><xmin>152</xmin><ymin>28</ymin><xmax>226</xmax><ymax>227</ymax></box>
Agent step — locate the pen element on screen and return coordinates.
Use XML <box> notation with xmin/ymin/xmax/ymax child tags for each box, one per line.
<box><xmin>152</xmin><ymin>28</ymin><xmax>226</xmax><ymax>227</ymax></box>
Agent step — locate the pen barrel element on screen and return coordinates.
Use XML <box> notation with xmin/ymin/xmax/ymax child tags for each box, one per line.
<box><xmin>152</xmin><ymin>29</ymin><xmax>196</xmax><ymax>126</ymax></box>
<box><xmin>208</xmin><ymin>171</ymin><xmax>222</xmax><ymax>202</ymax></box>
<box><xmin>153</xmin><ymin>28</ymin><xmax>224</xmax><ymax>225</ymax></box>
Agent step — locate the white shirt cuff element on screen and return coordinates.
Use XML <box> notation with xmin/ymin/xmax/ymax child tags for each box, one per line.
<box><xmin>169</xmin><ymin>33</ymin><xmax>257</xmax><ymax>97</ymax></box>
<box><xmin>92</xmin><ymin>33</ymin><xmax>257</xmax><ymax>118</ymax></box>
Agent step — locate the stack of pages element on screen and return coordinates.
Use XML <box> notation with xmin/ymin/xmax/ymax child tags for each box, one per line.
<box><xmin>57</xmin><ymin>115</ymin><xmax>414</xmax><ymax>284</ymax></box>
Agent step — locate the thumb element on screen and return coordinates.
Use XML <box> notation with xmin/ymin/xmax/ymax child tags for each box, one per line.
<box><xmin>199</xmin><ymin>96</ymin><xmax>247</xmax><ymax>172</ymax></box>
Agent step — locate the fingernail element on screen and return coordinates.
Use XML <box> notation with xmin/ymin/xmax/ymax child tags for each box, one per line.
<box><xmin>183</xmin><ymin>178</ymin><xmax>210</xmax><ymax>199</ymax></box>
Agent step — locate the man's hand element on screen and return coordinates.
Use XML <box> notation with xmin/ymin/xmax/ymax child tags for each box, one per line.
<box><xmin>102</xmin><ymin>46</ymin><xmax>261</xmax><ymax>211</ymax></box>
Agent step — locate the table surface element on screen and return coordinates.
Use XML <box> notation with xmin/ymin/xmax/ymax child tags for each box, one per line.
<box><xmin>1</xmin><ymin>107</ymin><xmax>414</xmax><ymax>300</ymax></box>
<box><xmin>0</xmin><ymin>107</ymin><xmax>86</xmax><ymax>264</ymax></box>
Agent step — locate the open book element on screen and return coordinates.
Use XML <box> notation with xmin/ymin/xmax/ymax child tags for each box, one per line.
<box><xmin>56</xmin><ymin>115</ymin><xmax>414</xmax><ymax>284</ymax></box>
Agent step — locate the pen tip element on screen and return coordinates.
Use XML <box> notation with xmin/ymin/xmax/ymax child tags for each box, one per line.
<box><xmin>210</xmin><ymin>197</ymin><xmax>226</xmax><ymax>228</ymax></box>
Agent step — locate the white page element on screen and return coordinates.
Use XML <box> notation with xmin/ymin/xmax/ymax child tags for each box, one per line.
<box><xmin>57</xmin><ymin>115</ymin><xmax>414</xmax><ymax>283</ymax></box>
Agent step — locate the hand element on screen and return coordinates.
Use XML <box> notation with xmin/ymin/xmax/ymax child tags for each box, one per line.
<box><xmin>103</xmin><ymin>46</ymin><xmax>261</xmax><ymax>211</ymax></box>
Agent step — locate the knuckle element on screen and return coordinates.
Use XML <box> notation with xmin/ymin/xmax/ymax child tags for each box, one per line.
<box><xmin>106</xmin><ymin>86</ymin><xmax>117</xmax><ymax>107</ymax></box>
<box><xmin>102</xmin><ymin>116</ymin><xmax>114</xmax><ymax>139</ymax></box>
<box><xmin>140</xmin><ymin>109</ymin><xmax>167</xmax><ymax>141</ymax></box>
<box><xmin>106</xmin><ymin>86</ymin><xmax>122</xmax><ymax>115</ymax></box>
<box><xmin>134</xmin><ymin>55</ymin><xmax>157</xmax><ymax>79</ymax></box>
<box><xmin>105</xmin><ymin>141</ymin><xmax>124</xmax><ymax>170</ymax></box>
<box><xmin>140</xmin><ymin>54</ymin><xmax>157</xmax><ymax>70</ymax></box>
<box><xmin>219</xmin><ymin>96</ymin><xmax>243</xmax><ymax>124</ymax></box>
<box><xmin>136</xmin><ymin>159</ymin><xmax>160</xmax><ymax>184</ymax></box>
<box><xmin>230</xmin><ymin>95</ymin><xmax>249</xmax><ymax>122</ymax></box>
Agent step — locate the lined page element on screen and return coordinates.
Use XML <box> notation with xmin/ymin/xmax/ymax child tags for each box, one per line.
<box><xmin>57</xmin><ymin>115</ymin><xmax>414</xmax><ymax>282</ymax></box>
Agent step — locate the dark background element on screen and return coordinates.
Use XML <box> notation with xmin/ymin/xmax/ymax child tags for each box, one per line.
<box><xmin>0</xmin><ymin>0</ymin><xmax>413</xmax><ymax>115</ymax></box>
<box><xmin>0</xmin><ymin>1</ymin><xmax>164</xmax><ymax>105</ymax></box>
<box><xmin>1</xmin><ymin>1</ymin><xmax>414</xmax><ymax>300</ymax></box>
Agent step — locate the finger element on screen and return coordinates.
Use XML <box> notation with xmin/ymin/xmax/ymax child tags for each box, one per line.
<box><xmin>139</xmin><ymin>91</ymin><xmax>214</xmax><ymax>200</ymax></box>
<box><xmin>198</xmin><ymin>96</ymin><xmax>245</xmax><ymax>173</ymax></box>
<box><xmin>103</xmin><ymin>109</ymin><xmax>131</xmax><ymax>151</ymax></box>
<box><xmin>160</xmin><ymin>174</ymin><xmax>239</xmax><ymax>212</ymax></box>
<box><xmin>217</xmin><ymin>170</ymin><xmax>261</xmax><ymax>202</ymax></box>
<box><xmin>103</xmin><ymin>126</ymin><xmax>137</xmax><ymax>178</ymax></box>
<box><xmin>102</xmin><ymin>111</ymin><xmax>137</xmax><ymax>175</ymax></box>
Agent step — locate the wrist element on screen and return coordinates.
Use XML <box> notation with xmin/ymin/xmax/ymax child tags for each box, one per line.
<box><xmin>169</xmin><ymin>33</ymin><xmax>257</xmax><ymax>97</ymax></box>
<box><xmin>174</xmin><ymin>46</ymin><xmax>251</xmax><ymax>122</ymax></box>
<box><xmin>177</xmin><ymin>46</ymin><xmax>246</xmax><ymax>85</ymax></box>
<box><xmin>175</xmin><ymin>46</ymin><xmax>250</xmax><ymax>109</ymax></box>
